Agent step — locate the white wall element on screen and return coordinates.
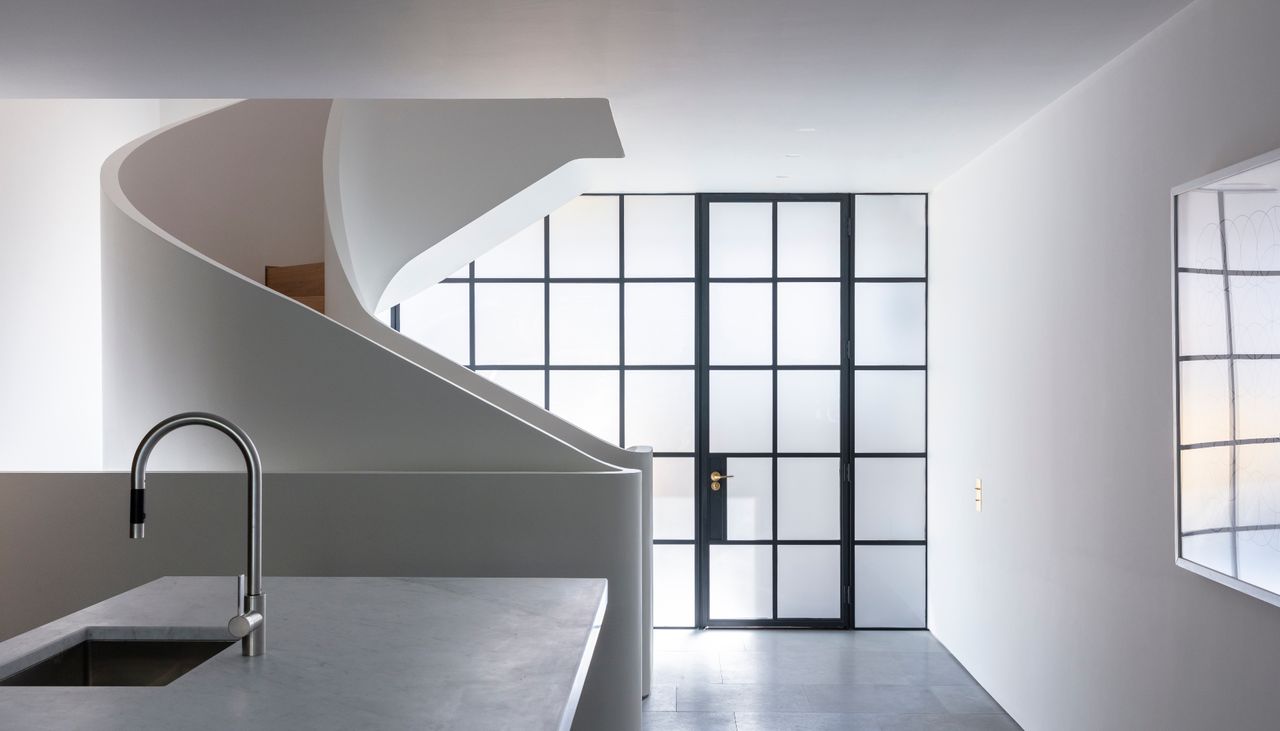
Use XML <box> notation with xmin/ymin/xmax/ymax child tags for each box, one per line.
<box><xmin>0</xmin><ymin>100</ymin><xmax>224</xmax><ymax>470</ymax></box>
<box><xmin>929</xmin><ymin>0</ymin><xmax>1280</xmax><ymax>729</ymax></box>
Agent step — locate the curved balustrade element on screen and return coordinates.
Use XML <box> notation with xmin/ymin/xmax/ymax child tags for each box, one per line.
<box><xmin>100</xmin><ymin>99</ymin><xmax>645</xmax><ymax>729</ymax></box>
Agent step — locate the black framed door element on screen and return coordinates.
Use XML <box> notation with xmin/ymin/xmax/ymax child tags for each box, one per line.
<box><xmin>695</xmin><ymin>194</ymin><xmax>851</xmax><ymax>629</ymax></box>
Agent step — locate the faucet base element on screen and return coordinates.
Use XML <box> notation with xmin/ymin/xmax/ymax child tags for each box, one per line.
<box><xmin>241</xmin><ymin>593</ymin><xmax>265</xmax><ymax>657</ymax></box>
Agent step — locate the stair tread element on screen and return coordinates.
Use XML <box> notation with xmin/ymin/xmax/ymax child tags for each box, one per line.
<box><xmin>292</xmin><ymin>295</ymin><xmax>325</xmax><ymax>314</ymax></box>
<box><xmin>265</xmin><ymin>262</ymin><xmax>324</xmax><ymax>297</ymax></box>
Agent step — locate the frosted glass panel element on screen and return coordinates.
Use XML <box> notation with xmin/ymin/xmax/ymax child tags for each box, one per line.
<box><xmin>777</xmin><ymin>283</ymin><xmax>841</xmax><ymax>365</ymax></box>
<box><xmin>854</xmin><ymin>195</ymin><xmax>926</xmax><ymax>277</ymax></box>
<box><xmin>710</xmin><ymin>545</ymin><xmax>773</xmax><ymax>620</ymax></box>
<box><xmin>398</xmin><ymin>282</ymin><xmax>470</xmax><ymax>365</ymax></box>
<box><xmin>653</xmin><ymin>458</ymin><xmax>695</xmax><ymax>540</ymax></box>
<box><xmin>1179</xmin><ymin>447</ymin><xmax>1230</xmax><ymax>533</ymax></box>
<box><xmin>1237</xmin><ymin>529</ymin><xmax>1280</xmax><ymax>596</ymax></box>
<box><xmin>778</xmin><ymin>370</ymin><xmax>840</xmax><ymax>453</ymax></box>
<box><xmin>854</xmin><ymin>283</ymin><xmax>926</xmax><ymax>366</ymax></box>
<box><xmin>1182</xmin><ymin>533</ymin><xmax>1233</xmax><ymax>575</ymax></box>
<box><xmin>549</xmin><ymin>370</ymin><xmax>619</xmax><ymax>444</ymax></box>
<box><xmin>624</xmin><ymin>370</ymin><xmax>694</xmax><ymax>452</ymax></box>
<box><xmin>778</xmin><ymin>545</ymin><xmax>841</xmax><ymax>619</ymax></box>
<box><xmin>1223</xmin><ymin>190</ymin><xmax>1280</xmax><ymax>271</ymax></box>
<box><xmin>1229</xmin><ymin>275</ymin><xmax>1280</xmax><ymax>354</ymax></box>
<box><xmin>853</xmin><ymin>371</ymin><xmax>925</xmax><ymax>453</ymax></box>
<box><xmin>777</xmin><ymin>458</ymin><xmax>841</xmax><ymax>540</ymax></box>
<box><xmin>710</xmin><ymin>202</ymin><xmax>772</xmax><ymax>277</ymax></box>
<box><xmin>625</xmin><ymin>283</ymin><xmax>695</xmax><ymax>365</ymax></box>
<box><xmin>624</xmin><ymin>195</ymin><xmax>695</xmax><ymax>277</ymax></box>
<box><xmin>1237</xmin><ymin>443</ymin><xmax>1280</xmax><ymax>530</ymax></box>
<box><xmin>654</xmin><ymin>545</ymin><xmax>695</xmax><ymax>627</ymax></box>
<box><xmin>777</xmin><ymin>201</ymin><xmax>841</xmax><ymax>277</ymax></box>
<box><xmin>726</xmin><ymin>458</ymin><xmax>773</xmax><ymax>541</ymax></box>
<box><xmin>1176</xmin><ymin>274</ymin><xmax>1227</xmax><ymax>356</ymax></box>
<box><xmin>1233</xmin><ymin>359</ymin><xmax>1280</xmax><ymax>440</ymax></box>
<box><xmin>549</xmin><ymin>196</ymin><xmax>619</xmax><ymax>277</ymax></box>
<box><xmin>854</xmin><ymin>545</ymin><xmax>925</xmax><ymax>628</ymax></box>
<box><xmin>1176</xmin><ymin>190</ymin><xmax>1223</xmax><ymax>269</ymax></box>
<box><xmin>854</xmin><ymin>458</ymin><xmax>926</xmax><ymax>540</ymax></box>
<box><xmin>476</xmin><ymin>369</ymin><xmax>545</xmax><ymax>407</ymax></box>
<box><xmin>710</xmin><ymin>371</ymin><xmax>773</xmax><ymax>452</ymax></box>
<box><xmin>710</xmin><ymin>283</ymin><xmax>773</xmax><ymax>365</ymax></box>
<box><xmin>1178</xmin><ymin>361</ymin><xmax>1230</xmax><ymax>445</ymax></box>
<box><xmin>474</xmin><ymin>283</ymin><xmax>544</xmax><ymax>365</ymax></box>
<box><xmin>549</xmin><ymin>284</ymin><xmax>619</xmax><ymax>365</ymax></box>
<box><xmin>474</xmin><ymin>219</ymin><xmax>544</xmax><ymax>278</ymax></box>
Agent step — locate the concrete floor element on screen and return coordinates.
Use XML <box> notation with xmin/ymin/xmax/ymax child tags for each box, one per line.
<box><xmin>644</xmin><ymin>629</ymin><xmax>1020</xmax><ymax>731</ymax></box>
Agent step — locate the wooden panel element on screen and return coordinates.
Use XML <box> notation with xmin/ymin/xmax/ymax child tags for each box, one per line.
<box><xmin>293</xmin><ymin>295</ymin><xmax>325</xmax><ymax>314</ymax></box>
<box><xmin>265</xmin><ymin>262</ymin><xmax>324</xmax><ymax>297</ymax></box>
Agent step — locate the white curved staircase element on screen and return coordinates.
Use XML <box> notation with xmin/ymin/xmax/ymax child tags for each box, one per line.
<box><xmin>99</xmin><ymin>99</ymin><xmax>647</xmax><ymax>730</ymax></box>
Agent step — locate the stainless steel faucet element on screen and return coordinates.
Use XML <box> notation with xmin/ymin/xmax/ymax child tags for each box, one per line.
<box><xmin>128</xmin><ymin>412</ymin><xmax>265</xmax><ymax>657</ymax></box>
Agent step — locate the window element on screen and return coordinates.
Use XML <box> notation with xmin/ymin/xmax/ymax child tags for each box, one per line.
<box><xmin>394</xmin><ymin>192</ymin><xmax>927</xmax><ymax>629</ymax></box>
<box><xmin>1175</xmin><ymin>171</ymin><xmax>1280</xmax><ymax>604</ymax></box>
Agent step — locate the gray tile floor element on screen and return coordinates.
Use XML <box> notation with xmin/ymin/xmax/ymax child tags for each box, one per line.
<box><xmin>644</xmin><ymin>629</ymin><xmax>1020</xmax><ymax>731</ymax></box>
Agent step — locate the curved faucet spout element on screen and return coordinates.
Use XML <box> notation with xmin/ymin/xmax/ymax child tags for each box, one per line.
<box><xmin>128</xmin><ymin>412</ymin><xmax>265</xmax><ymax>656</ymax></box>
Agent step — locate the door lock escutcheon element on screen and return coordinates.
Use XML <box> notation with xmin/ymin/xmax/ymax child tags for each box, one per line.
<box><xmin>710</xmin><ymin>471</ymin><xmax>733</xmax><ymax>491</ymax></box>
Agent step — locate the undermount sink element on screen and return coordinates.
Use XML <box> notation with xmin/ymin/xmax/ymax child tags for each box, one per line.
<box><xmin>0</xmin><ymin>639</ymin><xmax>235</xmax><ymax>687</ymax></box>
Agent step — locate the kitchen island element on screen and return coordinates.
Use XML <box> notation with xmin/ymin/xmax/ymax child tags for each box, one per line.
<box><xmin>0</xmin><ymin>576</ymin><xmax>606</xmax><ymax>730</ymax></box>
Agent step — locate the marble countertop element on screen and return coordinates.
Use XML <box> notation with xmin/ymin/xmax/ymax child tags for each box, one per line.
<box><xmin>0</xmin><ymin>576</ymin><xmax>607</xmax><ymax>730</ymax></box>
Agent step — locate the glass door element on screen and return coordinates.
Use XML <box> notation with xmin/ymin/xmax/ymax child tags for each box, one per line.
<box><xmin>696</xmin><ymin>195</ymin><xmax>850</xmax><ymax>628</ymax></box>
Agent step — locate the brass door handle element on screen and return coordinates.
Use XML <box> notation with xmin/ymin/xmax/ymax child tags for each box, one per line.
<box><xmin>710</xmin><ymin>471</ymin><xmax>733</xmax><ymax>491</ymax></box>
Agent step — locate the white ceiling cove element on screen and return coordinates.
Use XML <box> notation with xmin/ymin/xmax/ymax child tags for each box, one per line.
<box><xmin>0</xmin><ymin>0</ymin><xmax>1191</xmax><ymax>191</ymax></box>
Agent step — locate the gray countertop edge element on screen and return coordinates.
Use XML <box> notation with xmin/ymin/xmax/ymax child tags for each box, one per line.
<box><xmin>560</xmin><ymin>582</ymin><xmax>607</xmax><ymax>731</ymax></box>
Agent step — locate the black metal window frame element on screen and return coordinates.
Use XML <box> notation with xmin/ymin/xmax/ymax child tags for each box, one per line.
<box><xmin>850</xmin><ymin>193</ymin><xmax>929</xmax><ymax>631</ymax></box>
<box><xmin>393</xmin><ymin>194</ymin><xmax>703</xmax><ymax>630</ymax></box>
<box><xmin>391</xmin><ymin>191</ymin><xmax>928</xmax><ymax>631</ymax></box>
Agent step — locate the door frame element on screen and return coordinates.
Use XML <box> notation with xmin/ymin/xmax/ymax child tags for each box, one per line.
<box><xmin>694</xmin><ymin>193</ymin><xmax>852</xmax><ymax>629</ymax></box>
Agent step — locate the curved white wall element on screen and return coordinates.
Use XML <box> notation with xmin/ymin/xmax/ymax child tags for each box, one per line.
<box><xmin>99</xmin><ymin>99</ymin><xmax>645</xmax><ymax>729</ymax></box>
<box><xmin>328</xmin><ymin>99</ymin><xmax>624</xmax><ymax>312</ymax></box>
<box><xmin>118</xmin><ymin>99</ymin><xmax>329</xmax><ymax>283</ymax></box>
<box><xmin>102</xmin><ymin>101</ymin><xmax>603</xmax><ymax>474</ymax></box>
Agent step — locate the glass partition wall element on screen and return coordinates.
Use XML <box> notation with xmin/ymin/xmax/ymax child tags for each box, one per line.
<box><xmin>390</xmin><ymin>192</ymin><xmax>927</xmax><ymax>629</ymax></box>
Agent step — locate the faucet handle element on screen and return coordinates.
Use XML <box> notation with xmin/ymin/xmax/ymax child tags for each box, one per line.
<box><xmin>229</xmin><ymin>610</ymin><xmax>264</xmax><ymax>638</ymax></box>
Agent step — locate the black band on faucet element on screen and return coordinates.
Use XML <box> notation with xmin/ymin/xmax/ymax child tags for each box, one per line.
<box><xmin>130</xmin><ymin>490</ymin><xmax>146</xmax><ymax>524</ymax></box>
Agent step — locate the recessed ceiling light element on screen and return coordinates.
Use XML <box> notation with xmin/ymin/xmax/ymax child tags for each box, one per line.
<box><xmin>784</xmin><ymin>153</ymin><xmax>801</xmax><ymax>158</ymax></box>
<box><xmin>795</xmin><ymin>127</ymin><xmax>816</xmax><ymax>133</ymax></box>
<box><xmin>776</xmin><ymin>175</ymin><xmax>790</xmax><ymax>179</ymax></box>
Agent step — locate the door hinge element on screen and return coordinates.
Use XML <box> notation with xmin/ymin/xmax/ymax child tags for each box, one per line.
<box><xmin>845</xmin><ymin>586</ymin><xmax>852</xmax><ymax>604</ymax></box>
<box><xmin>845</xmin><ymin>463</ymin><xmax>851</xmax><ymax>483</ymax></box>
<box><xmin>846</xmin><ymin>340</ymin><xmax>853</xmax><ymax>361</ymax></box>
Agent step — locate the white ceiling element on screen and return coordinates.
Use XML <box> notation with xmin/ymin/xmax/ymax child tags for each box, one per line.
<box><xmin>0</xmin><ymin>0</ymin><xmax>1191</xmax><ymax>191</ymax></box>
